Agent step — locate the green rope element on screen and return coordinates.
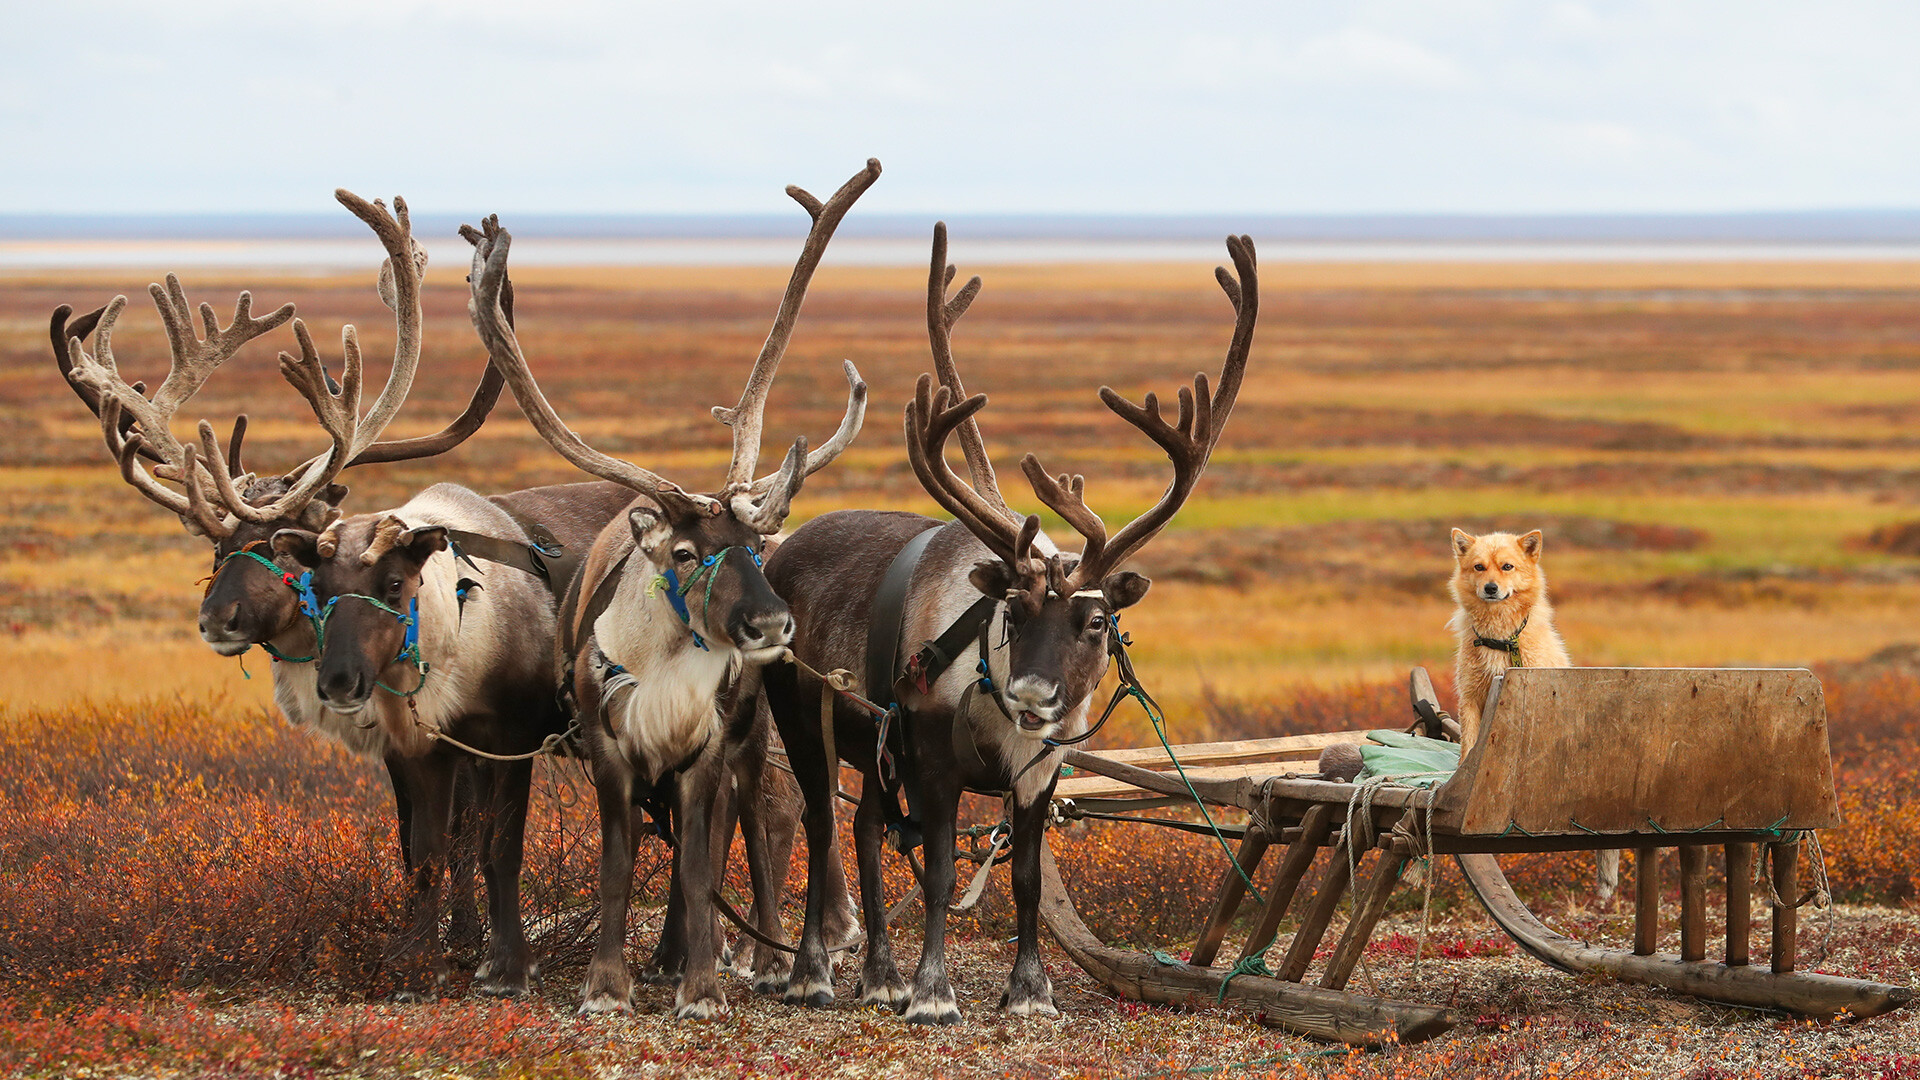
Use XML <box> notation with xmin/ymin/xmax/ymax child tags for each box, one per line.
<box><xmin>1137</xmin><ymin>685</ymin><xmax>1265</xmax><ymax>907</ymax></box>
<box><xmin>1500</xmin><ymin>819</ymin><xmax>1537</xmax><ymax>838</ymax></box>
<box><xmin>1150</xmin><ymin>949</ymin><xmax>1182</xmax><ymax>966</ymax></box>
<box><xmin>1215</xmin><ymin>953</ymin><xmax>1275</xmax><ymax>1003</ymax></box>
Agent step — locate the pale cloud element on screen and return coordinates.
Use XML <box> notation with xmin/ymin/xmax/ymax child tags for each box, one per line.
<box><xmin>2</xmin><ymin>0</ymin><xmax>1917</xmax><ymax>214</ymax></box>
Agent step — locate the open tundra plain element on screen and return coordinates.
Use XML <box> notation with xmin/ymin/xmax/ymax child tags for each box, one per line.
<box><xmin>3</xmin><ymin>259</ymin><xmax>1920</xmax><ymax>1077</ymax></box>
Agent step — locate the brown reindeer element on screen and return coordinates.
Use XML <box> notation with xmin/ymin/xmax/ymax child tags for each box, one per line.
<box><xmin>58</xmin><ymin>194</ymin><xmax>635</xmax><ymax>995</ymax></box>
<box><xmin>761</xmin><ymin>224</ymin><xmax>1258</xmax><ymax>1022</ymax></box>
<box><xmin>460</xmin><ymin>159</ymin><xmax>879</xmax><ymax>1019</ymax></box>
<box><xmin>54</xmin><ymin>191</ymin><xmax>512</xmax><ymax>950</ymax></box>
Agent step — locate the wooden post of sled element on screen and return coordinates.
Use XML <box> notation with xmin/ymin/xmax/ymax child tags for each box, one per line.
<box><xmin>1040</xmin><ymin>667</ymin><xmax>1911</xmax><ymax>1048</ymax></box>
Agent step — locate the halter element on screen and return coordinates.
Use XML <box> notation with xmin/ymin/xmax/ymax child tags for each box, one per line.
<box><xmin>649</xmin><ymin>546</ymin><xmax>762</xmax><ymax>652</ymax></box>
<box><xmin>1474</xmin><ymin>614</ymin><xmax>1530</xmax><ymax>658</ymax></box>
<box><xmin>317</xmin><ymin>593</ymin><xmax>429</xmax><ymax>697</ymax></box>
<box><xmin>205</xmin><ymin>541</ymin><xmax>322</xmax><ymax>664</ymax></box>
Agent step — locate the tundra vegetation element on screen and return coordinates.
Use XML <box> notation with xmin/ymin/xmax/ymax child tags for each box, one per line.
<box><xmin>2</xmin><ymin>259</ymin><xmax>1919</xmax><ymax>1076</ymax></box>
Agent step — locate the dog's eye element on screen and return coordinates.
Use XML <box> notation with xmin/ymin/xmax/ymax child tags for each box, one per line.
<box><xmin>1501</xmin><ymin>563</ymin><xmax>1514</xmax><ymax>572</ymax></box>
<box><xmin>1473</xmin><ymin>563</ymin><xmax>1486</xmax><ymax>572</ymax></box>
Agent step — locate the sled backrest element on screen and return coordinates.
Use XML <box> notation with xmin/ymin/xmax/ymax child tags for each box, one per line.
<box><xmin>1437</xmin><ymin>668</ymin><xmax>1840</xmax><ymax>837</ymax></box>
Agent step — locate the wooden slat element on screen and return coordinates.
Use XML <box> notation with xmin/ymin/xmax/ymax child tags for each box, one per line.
<box><xmin>1037</xmin><ymin>842</ymin><xmax>1457</xmax><ymax>1046</ymax></box>
<box><xmin>1444</xmin><ymin>668</ymin><xmax>1839</xmax><ymax>837</ymax></box>
<box><xmin>1238</xmin><ymin>805</ymin><xmax>1335</xmax><ymax>964</ymax></box>
<box><xmin>1055</xmin><ymin>760</ymin><xmax>1316</xmax><ymax>801</ymax></box>
<box><xmin>1190</xmin><ymin>829</ymin><xmax>1274</xmax><ymax>968</ymax></box>
<box><xmin>1679</xmin><ymin>845</ymin><xmax>1707</xmax><ymax>962</ymax></box>
<box><xmin>1279</xmin><ymin>840</ymin><xmax>1354</xmax><ymax>982</ymax></box>
<box><xmin>1322</xmin><ymin>847</ymin><xmax>1411</xmax><ymax>990</ymax></box>
<box><xmin>1771</xmin><ymin>840</ymin><xmax>1799</xmax><ymax>974</ymax></box>
<box><xmin>1726</xmin><ymin>843</ymin><xmax>1753</xmax><ymax>966</ymax></box>
<box><xmin>1634</xmin><ymin>846</ymin><xmax>1660</xmax><ymax>956</ymax></box>
<box><xmin>1076</xmin><ymin>732</ymin><xmax>1369</xmax><ymax>770</ymax></box>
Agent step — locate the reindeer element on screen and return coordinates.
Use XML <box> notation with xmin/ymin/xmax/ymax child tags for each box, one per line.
<box><xmin>58</xmin><ymin>193</ymin><xmax>633</xmax><ymax>996</ymax></box>
<box><xmin>761</xmin><ymin>224</ymin><xmax>1258</xmax><ymax>1023</ymax></box>
<box><xmin>459</xmin><ymin>159</ymin><xmax>879</xmax><ymax>1019</ymax></box>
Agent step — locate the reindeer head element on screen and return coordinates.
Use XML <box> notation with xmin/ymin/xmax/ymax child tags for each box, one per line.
<box><xmin>54</xmin><ymin>191</ymin><xmax>508</xmax><ymax>658</ymax></box>
<box><xmin>464</xmin><ymin>160</ymin><xmax>878</xmax><ymax>666</ymax></box>
<box><xmin>272</xmin><ymin>514</ymin><xmax>446</xmax><ymax>713</ymax></box>
<box><xmin>907</xmin><ymin>223</ymin><xmax>1258</xmax><ymax>736</ymax></box>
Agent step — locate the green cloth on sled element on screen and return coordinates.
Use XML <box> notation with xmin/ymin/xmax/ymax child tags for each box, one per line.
<box><xmin>1355</xmin><ymin>729</ymin><xmax>1461</xmax><ymax>787</ymax></box>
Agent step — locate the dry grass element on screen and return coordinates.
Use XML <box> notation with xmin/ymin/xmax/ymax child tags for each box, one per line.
<box><xmin>6</xmin><ymin>260</ymin><xmax>1920</xmax><ymax>1075</ymax></box>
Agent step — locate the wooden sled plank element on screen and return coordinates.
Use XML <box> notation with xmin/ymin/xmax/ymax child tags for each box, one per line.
<box><xmin>1039</xmin><ymin>841</ymin><xmax>1455</xmax><ymax>1046</ymax></box>
<box><xmin>1458</xmin><ymin>853</ymin><xmax>1910</xmax><ymax>1019</ymax></box>
<box><xmin>1055</xmin><ymin>760</ymin><xmax>1316</xmax><ymax>801</ymax></box>
<box><xmin>1077</xmin><ymin>732</ymin><xmax>1369</xmax><ymax>770</ymax></box>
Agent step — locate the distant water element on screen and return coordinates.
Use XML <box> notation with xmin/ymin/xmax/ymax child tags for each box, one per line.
<box><xmin>8</xmin><ymin>236</ymin><xmax>1920</xmax><ymax>270</ymax></box>
<box><xmin>7</xmin><ymin>210</ymin><xmax>1920</xmax><ymax>268</ymax></box>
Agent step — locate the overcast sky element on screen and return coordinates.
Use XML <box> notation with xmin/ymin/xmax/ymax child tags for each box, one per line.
<box><xmin>5</xmin><ymin>1</ymin><xmax>1917</xmax><ymax>216</ymax></box>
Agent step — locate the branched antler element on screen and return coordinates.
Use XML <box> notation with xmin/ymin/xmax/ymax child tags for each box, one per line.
<box><xmin>913</xmin><ymin>231</ymin><xmax>1259</xmax><ymax>592</ymax></box>
<box><xmin>469</xmin><ymin>160</ymin><xmax>880</xmax><ymax>534</ymax></box>
<box><xmin>925</xmin><ymin>221</ymin><xmax>1007</xmax><ymax>517</ymax></box>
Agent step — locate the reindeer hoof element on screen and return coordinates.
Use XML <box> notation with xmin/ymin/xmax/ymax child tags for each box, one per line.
<box><xmin>1001</xmin><ymin>994</ymin><xmax>1059</xmax><ymax>1018</ymax></box>
<box><xmin>674</xmin><ymin>997</ymin><xmax>724</xmax><ymax>1021</ymax></box>
<box><xmin>901</xmin><ymin>989</ymin><xmax>962</xmax><ymax>1025</ymax></box>
<box><xmin>855</xmin><ymin>974</ymin><xmax>909</xmax><ymax>1008</ymax></box>
<box><xmin>782</xmin><ymin>976</ymin><xmax>835</xmax><ymax>1008</ymax></box>
<box><xmin>578</xmin><ymin>993</ymin><xmax>633</xmax><ymax>1016</ymax></box>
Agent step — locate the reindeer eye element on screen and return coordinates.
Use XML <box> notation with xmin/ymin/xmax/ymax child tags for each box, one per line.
<box><xmin>1474</xmin><ymin>563</ymin><xmax>1487</xmax><ymax>572</ymax></box>
<box><xmin>673</xmin><ymin>547</ymin><xmax>697</xmax><ymax>565</ymax></box>
<box><xmin>386</xmin><ymin>578</ymin><xmax>404</xmax><ymax>597</ymax></box>
<box><xmin>1087</xmin><ymin>613</ymin><xmax>1107</xmax><ymax>635</ymax></box>
<box><xmin>1501</xmin><ymin>563</ymin><xmax>1514</xmax><ymax>572</ymax></box>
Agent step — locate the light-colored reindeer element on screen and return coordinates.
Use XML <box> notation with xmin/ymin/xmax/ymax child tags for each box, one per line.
<box><xmin>762</xmin><ymin>224</ymin><xmax>1258</xmax><ymax>1023</ymax></box>
<box><xmin>461</xmin><ymin>160</ymin><xmax>879</xmax><ymax>1019</ymax></box>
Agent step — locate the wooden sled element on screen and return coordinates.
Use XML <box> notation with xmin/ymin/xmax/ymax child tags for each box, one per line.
<box><xmin>1040</xmin><ymin>667</ymin><xmax>1912</xmax><ymax>1046</ymax></box>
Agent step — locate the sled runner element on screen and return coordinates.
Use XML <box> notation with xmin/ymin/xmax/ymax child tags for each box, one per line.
<box><xmin>1040</xmin><ymin>666</ymin><xmax>1912</xmax><ymax>1045</ymax></box>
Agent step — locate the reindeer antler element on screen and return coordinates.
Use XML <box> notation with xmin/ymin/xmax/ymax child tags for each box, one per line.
<box><xmin>1035</xmin><ymin>235</ymin><xmax>1259</xmax><ymax>591</ymax></box>
<box><xmin>903</xmin><ymin>374</ymin><xmax>1038</xmax><ymax>569</ymax></box>
<box><xmin>469</xmin><ymin>160</ymin><xmax>879</xmax><ymax>533</ymax></box>
<box><xmin>716</xmin><ymin>159</ymin><xmax>880</xmax><ymax>530</ymax></box>
<box><xmin>925</xmin><ymin>221</ymin><xmax>1009</xmax><ymax>518</ymax></box>
<box><xmin>62</xmin><ymin>283</ymin><xmax>298</xmax><ymax>537</ymax></box>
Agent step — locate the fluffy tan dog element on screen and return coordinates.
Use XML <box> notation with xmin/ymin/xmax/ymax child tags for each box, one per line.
<box><xmin>1448</xmin><ymin>528</ymin><xmax>1569</xmax><ymax>748</ymax></box>
<box><xmin>1449</xmin><ymin>526</ymin><xmax>1617</xmax><ymax>903</ymax></box>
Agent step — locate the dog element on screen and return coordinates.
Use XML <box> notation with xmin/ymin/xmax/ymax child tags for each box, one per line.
<box><xmin>1448</xmin><ymin>526</ymin><xmax>1617</xmax><ymax>904</ymax></box>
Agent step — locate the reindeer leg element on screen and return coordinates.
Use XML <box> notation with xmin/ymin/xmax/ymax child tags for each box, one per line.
<box><xmin>474</xmin><ymin>758</ymin><xmax>537</xmax><ymax>998</ymax></box>
<box><xmin>391</xmin><ymin>753</ymin><xmax>455</xmax><ymax>1002</ymax></box>
<box><xmin>903</xmin><ymin>774</ymin><xmax>962</xmax><ymax>1025</ymax></box>
<box><xmin>714</xmin><ymin>769</ymin><xmax>753</xmax><ymax>979</ymax></box>
<box><xmin>446</xmin><ymin>762</ymin><xmax>485</xmax><ymax>963</ymax></box>
<box><xmin>852</xmin><ymin>765</ymin><xmax>909</xmax><ymax>1007</ymax></box>
<box><xmin>672</xmin><ymin>746</ymin><xmax>729</xmax><ymax>1020</ymax></box>
<box><xmin>384</xmin><ymin>751</ymin><xmax>416</xmax><ymax>872</ymax></box>
<box><xmin>581</xmin><ymin>749</ymin><xmax>639</xmax><ymax>1014</ymax></box>
<box><xmin>1000</xmin><ymin>791</ymin><xmax>1057</xmax><ymax>1016</ymax></box>
<box><xmin>645</xmin><ymin>774</ymin><xmax>689</xmax><ymax>984</ymax></box>
<box><xmin>764</xmin><ymin>660</ymin><xmax>838</xmax><ymax>1007</ymax></box>
<box><xmin>737</xmin><ymin>746</ymin><xmax>796</xmax><ymax>993</ymax></box>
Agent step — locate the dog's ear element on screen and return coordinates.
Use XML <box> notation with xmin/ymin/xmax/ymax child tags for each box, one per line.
<box><xmin>1519</xmin><ymin>530</ymin><xmax>1543</xmax><ymax>558</ymax></box>
<box><xmin>1451</xmin><ymin>527</ymin><xmax>1474</xmax><ymax>558</ymax></box>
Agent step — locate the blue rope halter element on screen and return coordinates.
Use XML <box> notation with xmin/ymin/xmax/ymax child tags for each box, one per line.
<box><xmin>317</xmin><ymin>593</ymin><xmax>429</xmax><ymax>697</ymax></box>
<box><xmin>650</xmin><ymin>546</ymin><xmax>762</xmax><ymax>652</ymax></box>
<box><xmin>208</xmin><ymin>544</ymin><xmax>323</xmax><ymax>664</ymax></box>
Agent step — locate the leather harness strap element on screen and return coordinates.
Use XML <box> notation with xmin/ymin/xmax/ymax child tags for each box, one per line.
<box><xmin>865</xmin><ymin>524</ymin><xmax>945</xmax><ymax>843</ymax></box>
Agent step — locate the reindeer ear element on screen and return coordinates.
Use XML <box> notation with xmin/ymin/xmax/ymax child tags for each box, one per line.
<box><xmin>1451</xmin><ymin>528</ymin><xmax>1474</xmax><ymax>557</ymax></box>
<box><xmin>968</xmin><ymin>560</ymin><xmax>1017</xmax><ymax>599</ymax></box>
<box><xmin>1518</xmin><ymin>530</ymin><xmax>1543</xmax><ymax>558</ymax></box>
<box><xmin>1100</xmin><ymin>571</ymin><xmax>1151</xmax><ymax>611</ymax></box>
<box><xmin>273</xmin><ymin>528</ymin><xmax>324</xmax><ymax>567</ymax></box>
<box><xmin>628</xmin><ymin>507</ymin><xmax>673</xmax><ymax>555</ymax></box>
<box><xmin>398</xmin><ymin>525</ymin><xmax>449</xmax><ymax>565</ymax></box>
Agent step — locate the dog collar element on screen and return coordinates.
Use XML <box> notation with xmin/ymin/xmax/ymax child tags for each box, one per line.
<box><xmin>1474</xmin><ymin>614</ymin><xmax>1529</xmax><ymax>655</ymax></box>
